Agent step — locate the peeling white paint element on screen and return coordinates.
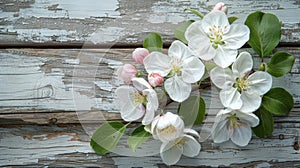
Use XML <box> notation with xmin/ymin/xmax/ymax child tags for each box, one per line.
<box><xmin>89</xmin><ymin>27</ymin><xmax>125</xmax><ymax>44</ymax></box>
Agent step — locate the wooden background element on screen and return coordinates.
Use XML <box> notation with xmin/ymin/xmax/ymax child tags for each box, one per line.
<box><xmin>0</xmin><ymin>0</ymin><xmax>299</xmax><ymax>167</ymax></box>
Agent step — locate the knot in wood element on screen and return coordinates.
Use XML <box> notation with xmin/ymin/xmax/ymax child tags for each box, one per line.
<box><xmin>49</xmin><ymin>118</ymin><xmax>58</xmax><ymax>124</ymax></box>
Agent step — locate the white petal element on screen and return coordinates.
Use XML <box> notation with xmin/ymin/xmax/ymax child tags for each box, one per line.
<box><xmin>184</xmin><ymin>128</ymin><xmax>200</xmax><ymax>138</ymax></box>
<box><xmin>185</xmin><ymin>21</ymin><xmax>202</xmax><ymax>42</ymax></box>
<box><xmin>115</xmin><ymin>86</ymin><xmax>136</xmax><ymax>109</ymax></box>
<box><xmin>181</xmin><ymin>56</ymin><xmax>205</xmax><ymax>83</ymax></box>
<box><xmin>115</xmin><ymin>86</ymin><xmax>145</xmax><ymax>121</ymax></box>
<box><xmin>201</xmin><ymin>11</ymin><xmax>230</xmax><ymax>34</ymax></box>
<box><xmin>173</xmin><ymin>114</ymin><xmax>185</xmax><ymax>134</ymax></box>
<box><xmin>157</xmin><ymin>112</ymin><xmax>184</xmax><ymax>134</ymax></box>
<box><xmin>164</xmin><ymin>76</ymin><xmax>192</xmax><ymax>102</ymax></box>
<box><xmin>169</xmin><ymin>40</ymin><xmax>193</xmax><ymax>60</ymax></box>
<box><xmin>236</xmin><ymin>111</ymin><xmax>259</xmax><ymax>127</ymax></box>
<box><xmin>213</xmin><ymin>47</ymin><xmax>237</xmax><ymax>68</ymax></box>
<box><xmin>240</xmin><ymin>92</ymin><xmax>262</xmax><ymax>113</ymax></box>
<box><xmin>142</xmin><ymin>89</ymin><xmax>159</xmax><ymax>125</ymax></box>
<box><xmin>223</xmin><ymin>24</ymin><xmax>250</xmax><ymax>49</ymax></box>
<box><xmin>232</xmin><ymin>52</ymin><xmax>253</xmax><ymax>78</ymax></box>
<box><xmin>218</xmin><ymin>108</ymin><xmax>234</xmax><ymax>115</ymax></box>
<box><xmin>156</xmin><ymin>112</ymin><xmax>185</xmax><ymax>142</ymax></box>
<box><xmin>132</xmin><ymin>78</ymin><xmax>152</xmax><ymax>91</ymax></box>
<box><xmin>143</xmin><ymin>52</ymin><xmax>172</xmax><ymax>76</ymax></box>
<box><xmin>182</xmin><ymin>135</ymin><xmax>201</xmax><ymax>157</ymax></box>
<box><xmin>144</xmin><ymin>89</ymin><xmax>159</xmax><ymax>111</ymax></box>
<box><xmin>210</xmin><ymin>67</ymin><xmax>236</xmax><ymax>90</ymax></box>
<box><xmin>247</xmin><ymin>71</ymin><xmax>272</xmax><ymax>95</ymax></box>
<box><xmin>220</xmin><ymin>87</ymin><xmax>243</xmax><ymax>110</ymax></box>
<box><xmin>142</xmin><ymin>108</ymin><xmax>155</xmax><ymax>125</ymax></box>
<box><xmin>185</xmin><ymin>21</ymin><xmax>216</xmax><ymax>61</ymax></box>
<box><xmin>151</xmin><ymin>115</ymin><xmax>160</xmax><ymax>139</ymax></box>
<box><xmin>160</xmin><ymin>141</ymin><xmax>183</xmax><ymax>165</ymax></box>
<box><xmin>211</xmin><ymin>119</ymin><xmax>230</xmax><ymax>144</ymax></box>
<box><xmin>231</xmin><ymin>124</ymin><xmax>252</xmax><ymax>147</ymax></box>
<box><xmin>121</xmin><ymin>103</ymin><xmax>145</xmax><ymax>122</ymax></box>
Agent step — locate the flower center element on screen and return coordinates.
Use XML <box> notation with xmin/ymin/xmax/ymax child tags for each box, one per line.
<box><xmin>174</xmin><ymin>137</ymin><xmax>188</xmax><ymax>147</ymax></box>
<box><xmin>132</xmin><ymin>92</ymin><xmax>147</xmax><ymax>106</ymax></box>
<box><xmin>172</xmin><ymin>65</ymin><xmax>182</xmax><ymax>74</ymax></box>
<box><xmin>168</xmin><ymin>58</ymin><xmax>182</xmax><ymax>77</ymax></box>
<box><xmin>227</xmin><ymin>113</ymin><xmax>242</xmax><ymax>129</ymax></box>
<box><xmin>158</xmin><ymin>125</ymin><xmax>178</xmax><ymax>137</ymax></box>
<box><xmin>208</xmin><ymin>25</ymin><xmax>227</xmax><ymax>49</ymax></box>
<box><xmin>234</xmin><ymin>77</ymin><xmax>252</xmax><ymax>92</ymax></box>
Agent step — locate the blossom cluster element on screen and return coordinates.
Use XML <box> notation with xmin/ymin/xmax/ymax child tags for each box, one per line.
<box><xmin>113</xmin><ymin>3</ymin><xmax>274</xmax><ymax>164</ymax></box>
<box><xmin>91</xmin><ymin>2</ymin><xmax>295</xmax><ymax>166</ymax></box>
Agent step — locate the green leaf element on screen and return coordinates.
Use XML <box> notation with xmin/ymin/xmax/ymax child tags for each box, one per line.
<box><xmin>184</xmin><ymin>8</ymin><xmax>204</xmax><ymax>19</ymax></box>
<box><xmin>252</xmin><ymin>107</ymin><xmax>274</xmax><ymax>138</ymax></box>
<box><xmin>267</xmin><ymin>52</ymin><xmax>295</xmax><ymax>77</ymax></box>
<box><xmin>90</xmin><ymin>122</ymin><xmax>126</xmax><ymax>154</ymax></box>
<box><xmin>262</xmin><ymin>87</ymin><xmax>294</xmax><ymax>115</ymax></box>
<box><xmin>174</xmin><ymin>20</ymin><xmax>195</xmax><ymax>44</ymax></box>
<box><xmin>228</xmin><ymin>16</ymin><xmax>238</xmax><ymax>24</ymax></box>
<box><xmin>128</xmin><ymin>125</ymin><xmax>151</xmax><ymax>152</ymax></box>
<box><xmin>143</xmin><ymin>32</ymin><xmax>163</xmax><ymax>52</ymax></box>
<box><xmin>178</xmin><ymin>96</ymin><xmax>206</xmax><ymax>126</ymax></box>
<box><xmin>245</xmin><ymin>11</ymin><xmax>281</xmax><ymax>57</ymax></box>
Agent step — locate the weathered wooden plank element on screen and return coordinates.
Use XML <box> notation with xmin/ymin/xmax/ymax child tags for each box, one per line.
<box><xmin>0</xmin><ymin>124</ymin><xmax>299</xmax><ymax>167</ymax></box>
<box><xmin>0</xmin><ymin>0</ymin><xmax>299</xmax><ymax>46</ymax></box>
<box><xmin>0</xmin><ymin>48</ymin><xmax>299</xmax><ymax>125</ymax></box>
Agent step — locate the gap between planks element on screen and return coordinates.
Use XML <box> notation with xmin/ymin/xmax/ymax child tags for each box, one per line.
<box><xmin>0</xmin><ymin>42</ymin><xmax>300</xmax><ymax>49</ymax></box>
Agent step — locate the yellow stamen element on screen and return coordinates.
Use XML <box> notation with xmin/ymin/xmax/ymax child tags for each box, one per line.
<box><xmin>132</xmin><ymin>92</ymin><xmax>145</xmax><ymax>105</ymax></box>
<box><xmin>159</xmin><ymin>125</ymin><xmax>177</xmax><ymax>137</ymax></box>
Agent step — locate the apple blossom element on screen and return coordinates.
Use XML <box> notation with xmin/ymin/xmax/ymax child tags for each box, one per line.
<box><xmin>151</xmin><ymin>112</ymin><xmax>185</xmax><ymax>142</ymax></box>
<box><xmin>185</xmin><ymin>10</ymin><xmax>249</xmax><ymax>68</ymax></box>
<box><xmin>210</xmin><ymin>52</ymin><xmax>272</xmax><ymax>113</ymax></box>
<box><xmin>148</xmin><ymin>72</ymin><xmax>164</xmax><ymax>87</ymax></box>
<box><xmin>143</xmin><ymin>40</ymin><xmax>205</xmax><ymax>102</ymax></box>
<box><xmin>132</xmin><ymin>48</ymin><xmax>149</xmax><ymax>64</ymax></box>
<box><xmin>116</xmin><ymin>64</ymin><xmax>137</xmax><ymax>83</ymax></box>
<box><xmin>211</xmin><ymin>109</ymin><xmax>259</xmax><ymax>146</ymax></box>
<box><xmin>115</xmin><ymin>78</ymin><xmax>158</xmax><ymax>125</ymax></box>
<box><xmin>160</xmin><ymin>134</ymin><xmax>201</xmax><ymax>165</ymax></box>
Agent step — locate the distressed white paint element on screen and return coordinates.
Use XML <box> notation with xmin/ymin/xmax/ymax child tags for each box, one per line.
<box><xmin>0</xmin><ymin>0</ymin><xmax>299</xmax><ymax>44</ymax></box>
<box><xmin>0</xmin><ymin>125</ymin><xmax>298</xmax><ymax>167</ymax></box>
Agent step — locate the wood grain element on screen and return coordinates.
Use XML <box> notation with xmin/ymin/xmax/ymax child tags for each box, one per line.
<box><xmin>0</xmin><ymin>0</ymin><xmax>299</xmax><ymax>46</ymax></box>
<box><xmin>0</xmin><ymin>1</ymin><xmax>300</xmax><ymax>166</ymax></box>
<box><xmin>0</xmin><ymin>124</ymin><xmax>299</xmax><ymax>167</ymax></box>
<box><xmin>0</xmin><ymin>48</ymin><xmax>299</xmax><ymax>125</ymax></box>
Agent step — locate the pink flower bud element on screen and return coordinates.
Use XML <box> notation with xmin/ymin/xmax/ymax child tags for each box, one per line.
<box><xmin>117</xmin><ymin>64</ymin><xmax>137</xmax><ymax>83</ymax></box>
<box><xmin>132</xmin><ymin>48</ymin><xmax>149</xmax><ymax>65</ymax></box>
<box><xmin>213</xmin><ymin>2</ymin><xmax>228</xmax><ymax>14</ymax></box>
<box><xmin>148</xmin><ymin>72</ymin><xmax>164</xmax><ymax>87</ymax></box>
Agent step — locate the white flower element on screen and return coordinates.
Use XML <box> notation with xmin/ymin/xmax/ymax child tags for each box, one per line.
<box><xmin>151</xmin><ymin>113</ymin><xmax>201</xmax><ymax>165</ymax></box>
<box><xmin>115</xmin><ymin>78</ymin><xmax>158</xmax><ymax>125</ymax></box>
<box><xmin>160</xmin><ymin>134</ymin><xmax>201</xmax><ymax>165</ymax></box>
<box><xmin>211</xmin><ymin>109</ymin><xmax>259</xmax><ymax>146</ymax></box>
<box><xmin>210</xmin><ymin>52</ymin><xmax>272</xmax><ymax>113</ymax></box>
<box><xmin>143</xmin><ymin>40</ymin><xmax>205</xmax><ymax>102</ymax></box>
<box><xmin>185</xmin><ymin>10</ymin><xmax>250</xmax><ymax>68</ymax></box>
<box><xmin>151</xmin><ymin>112</ymin><xmax>185</xmax><ymax>142</ymax></box>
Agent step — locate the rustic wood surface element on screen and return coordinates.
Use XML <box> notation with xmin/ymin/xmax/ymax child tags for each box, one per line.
<box><xmin>0</xmin><ymin>0</ymin><xmax>299</xmax><ymax>47</ymax></box>
<box><xmin>0</xmin><ymin>0</ymin><xmax>299</xmax><ymax>167</ymax></box>
<box><xmin>0</xmin><ymin>48</ymin><xmax>299</xmax><ymax>167</ymax></box>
